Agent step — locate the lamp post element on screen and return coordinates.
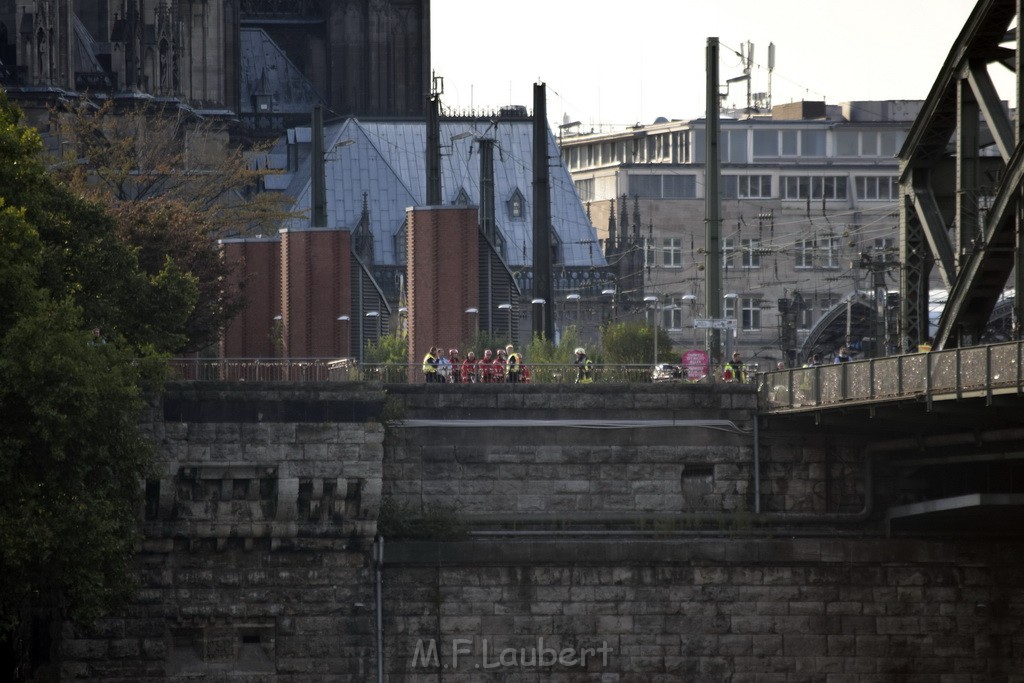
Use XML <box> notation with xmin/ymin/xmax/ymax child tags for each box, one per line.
<box><xmin>680</xmin><ymin>294</ymin><xmax>696</xmax><ymax>346</ymax></box>
<box><xmin>531</xmin><ymin>298</ymin><xmax>546</xmax><ymax>339</ymax></box>
<box><xmin>602</xmin><ymin>288</ymin><xmax>616</xmax><ymax>323</ymax></box>
<box><xmin>723</xmin><ymin>293</ymin><xmax>738</xmax><ymax>359</ymax></box>
<box><xmin>498</xmin><ymin>303</ymin><xmax>512</xmax><ymax>342</ymax></box>
<box><xmin>464</xmin><ymin>307</ymin><xmax>479</xmax><ymax>344</ymax></box>
<box><xmin>565</xmin><ymin>293</ymin><xmax>581</xmax><ymax>331</ymax></box>
<box><xmin>644</xmin><ymin>295</ymin><xmax>659</xmax><ymax>367</ymax></box>
<box><xmin>365</xmin><ymin>311</ymin><xmax>381</xmax><ymax>351</ymax></box>
<box><xmin>336</xmin><ymin>315</ymin><xmax>350</xmax><ymax>358</ymax></box>
<box><xmin>272</xmin><ymin>314</ymin><xmax>284</xmax><ymax>357</ymax></box>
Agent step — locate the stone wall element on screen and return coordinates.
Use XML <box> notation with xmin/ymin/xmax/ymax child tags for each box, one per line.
<box><xmin>52</xmin><ymin>382</ymin><xmax>1024</xmax><ymax>681</ymax></box>
<box><xmin>60</xmin><ymin>383</ymin><xmax>387</xmax><ymax>681</ymax></box>
<box><xmin>384</xmin><ymin>538</ymin><xmax>1024</xmax><ymax>681</ymax></box>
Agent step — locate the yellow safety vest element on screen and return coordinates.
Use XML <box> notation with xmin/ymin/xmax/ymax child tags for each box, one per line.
<box><xmin>422</xmin><ymin>353</ymin><xmax>437</xmax><ymax>373</ymax></box>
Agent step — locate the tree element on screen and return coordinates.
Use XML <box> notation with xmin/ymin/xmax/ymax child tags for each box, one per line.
<box><xmin>0</xmin><ymin>91</ymin><xmax>186</xmax><ymax>678</ymax></box>
<box><xmin>51</xmin><ymin>100</ymin><xmax>293</xmax><ymax>353</ymax></box>
<box><xmin>601</xmin><ymin>321</ymin><xmax>675</xmax><ymax>364</ymax></box>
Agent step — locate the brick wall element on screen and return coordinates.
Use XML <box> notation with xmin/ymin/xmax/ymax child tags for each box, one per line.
<box><xmin>406</xmin><ymin>206</ymin><xmax>480</xmax><ymax>378</ymax></box>
<box><xmin>221</xmin><ymin>238</ymin><xmax>282</xmax><ymax>357</ymax></box>
<box><xmin>281</xmin><ymin>228</ymin><xmax>353</xmax><ymax>358</ymax></box>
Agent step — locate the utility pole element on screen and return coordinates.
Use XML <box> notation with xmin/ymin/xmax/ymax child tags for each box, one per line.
<box><xmin>705</xmin><ymin>38</ymin><xmax>723</xmax><ymax>365</ymax></box>
<box><xmin>533</xmin><ymin>82</ymin><xmax>554</xmax><ymax>340</ymax></box>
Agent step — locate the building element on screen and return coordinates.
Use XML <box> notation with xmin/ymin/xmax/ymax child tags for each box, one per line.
<box><xmin>0</xmin><ymin>0</ymin><xmax>429</xmax><ymax>132</ymax></box>
<box><xmin>221</xmin><ymin>109</ymin><xmax>608</xmax><ymax>361</ymax></box>
<box><xmin>560</xmin><ymin>100</ymin><xmax>924</xmax><ymax>367</ymax></box>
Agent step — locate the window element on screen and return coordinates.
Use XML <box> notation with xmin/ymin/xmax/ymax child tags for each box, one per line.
<box><xmin>631</xmin><ymin>175</ymin><xmax>661</xmax><ymax>198</ymax></box>
<box><xmin>741</xmin><ymin>298</ymin><xmax>761</xmax><ymax>331</ymax></box>
<box><xmin>724</xmin><ymin>130</ymin><xmax>748</xmax><ymax>163</ymax></box>
<box><xmin>782</xmin><ymin>176</ymin><xmax>847</xmax><ymax>200</ymax></box>
<box><xmin>802</xmin><ymin>130</ymin><xmax>826</xmax><ymax>156</ymax></box>
<box><xmin>722</xmin><ymin>175</ymin><xmax>738</xmax><ymax>199</ymax></box>
<box><xmin>821</xmin><ymin>236</ymin><xmax>840</xmax><ymax>269</ymax></box>
<box><xmin>781</xmin><ymin>130</ymin><xmax>798</xmax><ymax>156</ymax></box>
<box><xmin>663</xmin><ymin>175</ymin><xmax>696</xmax><ymax>199</ymax></box>
<box><xmin>575</xmin><ymin>178</ymin><xmax>595</xmax><ymax>202</ymax></box>
<box><xmin>836</xmin><ymin>131</ymin><xmax>859</xmax><ymax>157</ymax></box>
<box><xmin>861</xmin><ymin>133</ymin><xmax>880</xmax><ymax>157</ymax></box>
<box><xmin>663</xmin><ymin>238</ymin><xmax>682</xmax><ymax>267</ymax></box>
<box><xmin>856</xmin><ymin>176</ymin><xmax>898</xmax><ymax>200</ymax></box>
<box><xmin>724</xmin><ymin>296</ymin><xmax>737</xmax><ymax>320</ymax></box>
<box><xmin>722</xmin><ymin>238</ymin><xmax>735</xmax><ymax>269</ymax></box>
<box><xmin>874</xmin><ymin>237</ymin><xmax>897</xmax><ymax>256</ymax></box>
<box><xmin>753</xmin><ymin>130</ymin><xmax>778</xmax><ymax>157</ymax></box>
<box><xmin>740</xmin><ymin>175</ymin><xmax>771</xmax><ymax>198</ymax></box>
<box><xmin>741</xmin><ymin>238</ymin><xmax>761</xmax><ymax>268</ymax></box>
<box><xmin>663</xmin><ymin>301</ymin><xmax>683</xmax><ymax>330</ymax></box>
<box><xmin>820</xmin><ymin>296</ymin><xmax>839</xmax><ymax>316</ymax></box>
<box><xmin>798</xmin><ymin>305</ymin><xmax>813</xmax><ymax>330</ymax></box>
<box><xmin>508</xmin><ymin>189</ymin><xmax>525</xmax><ymax>219</ymax></box>
<box><xmin>454</xmin><ymin>187</ymin><xmax>471</xmax><ymax>205</ymax></box>
<box><xmin>880</xmin><ymin>131</ymin><xmax>904</xmax><ymax>157</ymax></box>
<box><xmin>795</xmin><ymin>238</ymin><xmax>814</xmax><ymax>269</ymax></box>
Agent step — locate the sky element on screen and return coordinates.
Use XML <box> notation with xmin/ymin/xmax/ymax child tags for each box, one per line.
<box><xmin>432</xmin><ymin>0</ymin><xmax>1004</xmax><ymax>131</ymax></box>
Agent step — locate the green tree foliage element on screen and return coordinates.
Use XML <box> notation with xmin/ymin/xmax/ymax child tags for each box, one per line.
<box><xmin>364</xmin><ymin>332</ymin><xmax>408</xmax><ymax>365</ymax></box>
<box><xmin>601</xmin><ymin>321</ymin><xmax>675</xmax><ymax>364</ymax></box>
<box><xmin>51</xmin><ymin>100</ymin><xmax>293</xmax><ymax>353</ymax></box>
<box><xmin>0</xmin><ymin>92</ymin><xmax>186</xmax><ymax>668</ymax></box>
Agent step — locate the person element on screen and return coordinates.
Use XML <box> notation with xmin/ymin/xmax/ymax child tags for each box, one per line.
<box><xmin>447</xmin><ymin>348</ymin><xmax>462</xmax><ymax>383</ymax></box>
<box><xmin>479</xmin><ymin>349</ymin><xmax>495</xmax><ymax>383</ymax></box>
<box><xmin>574</xmin><ymin>347</ymin><xmax>593</xmax><ymax>384</ymax></box>
<box><xmin>805</xmin><ymin>352</ymin><xmax>824</xmax><ymax>367</ymax></box>
<box><xmin>776</xmin><ymin>361</ymin><xmax>787</xmax><ymax>370</ymax></box>
<box><xmin>461</xmin><ymin>351</ymin><xmax>478</xmax><ymax>383</ymax></box>
<box><xmin>505</xmin><ymin>344</ymin><xmax>523</xmax><ymax>383</ymax></box>
<box><xmin>833</xmin><ymin>346</ymin><xmax>851</xmax><ymax>363</ymax></box>
<box><xmin>723</xmin><ymin>351</ymin><xmax>744</xmax><ymax>383</ymax></box>
<box><xmin>422</xmin><ymin>346</ymin><xmax>439</xmax><ymax>383</ymax></box>
<box><xmin>437</xmin><ymin>350</ymin><xmax>452</xmax><ymax>383</ymax></box>
<box><xmin>493</xmin><ymin>349</ymin><xmax>507</xmax><ymax>383</ymax></box>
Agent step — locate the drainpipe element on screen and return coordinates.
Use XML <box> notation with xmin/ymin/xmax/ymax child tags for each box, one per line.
<box><xmin>374</xmin><ymin>536</ymin><xmax>384</xmax><ymax>683</ymax></box>
<box><xmin>753</xmin><ymin>416</ymin><xmax>761</xmax><ymax>514</ymax></box>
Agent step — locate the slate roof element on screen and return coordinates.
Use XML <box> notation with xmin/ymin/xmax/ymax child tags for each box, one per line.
<box><xmin>239</xmin><ymin>28</ymin><xmax>323</xmax><ymax>115</ymax></box>
<box><xmin>272</xmin><ymin>117</ymin><xmax>606</xmax><ymax>269</ymax></box>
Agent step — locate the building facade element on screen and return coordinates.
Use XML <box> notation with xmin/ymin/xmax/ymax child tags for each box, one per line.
<box><xmin>560</xmin><ymin>100</ymin><xmax>923</xmax><ymax>367</ymax></box>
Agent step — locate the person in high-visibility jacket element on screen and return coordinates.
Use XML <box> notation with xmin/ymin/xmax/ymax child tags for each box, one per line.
<box><xmin>505</xmin><ymin>344</ymin><xmax>524</xmax><ymax>383</ymax></box>
<box><xmin>422</xmin><ymin>346</ymin><xmax>439</xmax><ymax>383</ymax></box>
<box><xmin>574</xmin><ymin>347</ymin><xmax>593</xmax><ymax>383</ymax></box>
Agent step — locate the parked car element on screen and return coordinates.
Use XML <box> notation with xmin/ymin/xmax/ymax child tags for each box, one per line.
<box><xmin>652</xmin><ymin>363</ymin><xmax>685</xmax><ymax>382</ymax></box>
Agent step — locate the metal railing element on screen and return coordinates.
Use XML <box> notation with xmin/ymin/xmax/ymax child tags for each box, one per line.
<box><xmin>759</xmin><ymin>339</ymin><xmax>1024</xmax><ymax>412</ymax></box>
<box><xmin>169</xmin><ymin>359</ymin><xmax>677</xmax><ymax>384</ymax></box>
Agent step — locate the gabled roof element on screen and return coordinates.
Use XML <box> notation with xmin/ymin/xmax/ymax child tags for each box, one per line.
<box><xmin>275</xmin><ymin>117</ymin><xmax>605</xmax><ymax>269</ymax></box>
<box><xmin>239</xmin><ymin>28</ymin><xmax>323</xmax><ymax>115</ymax></box>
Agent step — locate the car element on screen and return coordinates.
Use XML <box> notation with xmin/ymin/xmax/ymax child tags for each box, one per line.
<box><xmin>651</xmin><ymin>363</ymin><xmax>685</xmax><ymax>383</ymax></box>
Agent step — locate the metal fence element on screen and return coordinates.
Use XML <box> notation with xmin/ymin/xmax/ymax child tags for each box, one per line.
<box><xmin>169</xmin><ymin>359</ymin><xmax>672</xmax><ymax>384</ymax></box>
<box><xmin>760</xmin><ymin>340</ymin><xmax>1024</xmax><ymax>411</ymax></box>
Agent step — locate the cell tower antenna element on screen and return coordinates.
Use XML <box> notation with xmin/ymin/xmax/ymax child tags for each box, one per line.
<box><xmin>767</xmin><ymin>43</ymin><xmax>776</xmax><ymax>111</ymax></box>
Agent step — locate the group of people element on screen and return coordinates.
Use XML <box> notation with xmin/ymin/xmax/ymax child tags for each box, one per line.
<box><xmin>422</xmin><ymin>345</ymin><xmax>528</xmax><ymax>384</ymax></box>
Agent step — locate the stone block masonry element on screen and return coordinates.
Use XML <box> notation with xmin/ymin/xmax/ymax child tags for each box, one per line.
<box><xmin>385</xmin><ymin>539</ymin><xmax>1024</xmax><ymax>681</ymax></box>
<box><xmin>53</xmin><ymin>382</ymin><xmax>1024</xmax><ymax>680</ymax></box>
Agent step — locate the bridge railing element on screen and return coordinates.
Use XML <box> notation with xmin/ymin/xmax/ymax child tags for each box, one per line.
<box><xmin>167</xmin><ymin>359</ymin><xmax>664</xmax><ymax>384</ymax></box>
<box><xmin>759</xmin><ymin>339</ymin><xmax>1024</xmax><ymax>411</ymax></box>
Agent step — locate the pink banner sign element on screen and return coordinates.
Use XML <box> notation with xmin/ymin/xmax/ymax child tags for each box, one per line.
<box><xmin>682</xmin><ymin>349</ymin><xmax>709</xmax><ymax>379</ymax></box>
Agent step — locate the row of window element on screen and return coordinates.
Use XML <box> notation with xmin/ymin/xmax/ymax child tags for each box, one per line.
<box><xmin>625</xmin><ymin>174</ymin><xmax>897</xmax><ymax>201</ymax></box>
<box><xmin>657</xmin><ymin>295</ymin><xmax>844</xmax><ymax>332</ymax></box>
<box><xmin>564</xmin><ymin>128</ymin><xmax>907</xmax><ymax>170</ymax></box>
<box><xmin>659</xmin><ymin>237</ymin><xmax>842</xmax><ymax>270</ymax></box>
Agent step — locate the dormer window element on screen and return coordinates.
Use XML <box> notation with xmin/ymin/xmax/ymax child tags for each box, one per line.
<box><xmin>454</xmin><ymin>188</ymin><xmax>471</xmax><ymax>205</ymax></box>
<box><xmin>508</xmin><ymin>188</ymin><xmax>525</xmax><ymax>219</ymax></box>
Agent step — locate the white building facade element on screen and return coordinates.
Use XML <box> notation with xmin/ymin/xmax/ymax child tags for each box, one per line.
<box><xmin>559</xmin><ymin>100</ymin><xmax>921</xmax><ymax>367</ymax></box>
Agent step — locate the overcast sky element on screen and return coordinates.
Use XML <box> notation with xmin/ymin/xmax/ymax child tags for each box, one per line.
<box><xmin>432</xmin><ymin>0</ymin><xmax>1005</xmax><ymax>130</ymax></box>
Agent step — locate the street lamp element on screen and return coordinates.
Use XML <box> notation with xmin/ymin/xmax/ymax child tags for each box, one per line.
<box><xmin>336</xmin><ymin>315</ymin><xmax>350</xmax><ymax>358</ymax></box>
<box><xmin>498</xmin><ymin>303</ymin><xmax>512</xmax><ymax>342</ymax></box>
<box><xmin>365</xmin><ymin>310</ymin><xmax>381</xmax><ymax>345</ymax></box>
<box><xmin>602</xmin><ymin>288</ymin><xmax>617</xmax><ymax>323</ymax></box>
<box><xmin>531</xmin><ymin>298</ymin><xmax>546</xmax><ymax>339</ymax></box>
<box><xmin>565</xmin><ymin>293</ymin><xmax>581</xmax><ymax>329</ymax></box>
<box><xmin>644</xmin><ymin>295</ymin><xmax>659</xmax><ymax>367</ymax></box>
